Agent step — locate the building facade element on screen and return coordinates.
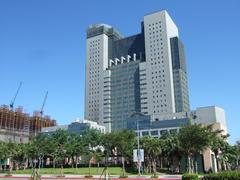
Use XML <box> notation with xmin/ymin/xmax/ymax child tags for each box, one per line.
<box><xmin>126</xmin><ymin>106</ymin><xmax>228</xmax><ymax>173</ymax></box>
<box><xmin>85</xmin><ymin>10</ymin><xmax>190</xmax><ymax>132</ymax></box>
<box><xmin>0</xmin><ymin>105</ymin><xmax>56</xmax><ymax>142</ymax></box>
<box><xmin>41</xmin><ymin>119</ymin><xmax>106</xmax><ymax>135</ymax></box>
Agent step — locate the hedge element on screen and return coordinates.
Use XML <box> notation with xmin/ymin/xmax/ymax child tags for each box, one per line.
<box><xmin>204</xmin><ymin>171</ymin><xmax>240</xmax><ymax>180</ymax></box>
<box><xmin>182</xmin><ymin>173</ymin><xmax>199</xmax><ymax>180</ymax></box>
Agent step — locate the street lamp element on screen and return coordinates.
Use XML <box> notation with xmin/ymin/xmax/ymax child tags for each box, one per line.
<box><xmin>130</xmin><ymin>111</ymin><xmax>145</xmax><ymax>176</ymax></box>
<box><xmin>102</xmin><ymin>120</ymin><xmax>113</xmax><ymax>180</ymax></box>
<box><xmin>137</xmin><ymin>120</ymin><xmax>141</xmax><ymax>176</ymax></box>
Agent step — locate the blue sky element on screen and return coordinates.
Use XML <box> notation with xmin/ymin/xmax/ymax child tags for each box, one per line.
<box><xmin>0</xmin><ymin>0</ymin><xmax>239</xmax><ymax>144</ymax></box>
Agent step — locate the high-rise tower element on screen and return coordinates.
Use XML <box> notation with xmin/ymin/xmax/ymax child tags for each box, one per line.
<box><xmin>85</xmin><ymin>10</ymin><xmax>190</xmax><ymax>132</ymax></box>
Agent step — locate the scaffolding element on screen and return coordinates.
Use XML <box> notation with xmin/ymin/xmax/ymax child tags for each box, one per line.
<box><xmin>0</xmin><ymin>105</ymin><xmax>56</xmax><ymax>139</ymax></box>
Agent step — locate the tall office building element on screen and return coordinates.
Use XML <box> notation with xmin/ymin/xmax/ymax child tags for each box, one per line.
<box><xmin>85</xmin><ymin>10</ymin><xmax>190</xmax><ymax>132</ymax></box>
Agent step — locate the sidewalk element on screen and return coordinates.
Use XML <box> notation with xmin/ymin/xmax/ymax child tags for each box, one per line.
<box><xmin>0</xmin><ymin>174</ymin><xmax>182</xmax><ymax>180</ymax></box>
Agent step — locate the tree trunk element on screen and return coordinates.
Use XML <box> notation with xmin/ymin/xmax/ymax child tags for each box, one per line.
<box><xmin>24</xmin><ymin>158</ymin><xmax>28</xmax><ymax>170</ymax></box>
<box><xmin>187</xmin><ymin>156</ymin><xmax>191</xmax><ymax>173</ymax></box>
<box><xmin>173</xmin><ymin>156</ymin><xmax>180</xmax><ymax>173</ymax></box>
<box><xmin>71</xmin><ymin>156</ymin><xmax>74</xmax><ymax>168</ymax></box>
<box><xmin>75</xmin><ymin>156</ymin><xmax>78</xmax><ymax>169</ymax></box>
<box><xmin>236</xmin><ymin>157</ymin><xmax>239</xmax><ymax>170</ymax></box>
<box><xmin>61</xmin><ymin>164</ymin><xmax>64</xmax><ymax>176</ymax></box>
<box><xmin>122</xmin><ymin>156</ymin><xmax>125</xmax><ymax>176</ymax></box>
<box><xmin>191</xmin><ymin>157</ymin><xmax>194</xmax><ymax>173</ymax></box>
<box><xmin>88</xmin><ymin>159</ymin><xmax>91</xmax><ymax>176</ymax></box>
<box><xmin>53</xmin><ymin>158</ymin><xmax>55</xmax><ymax>174</ymax></box>
<box><xmin>194</xmin><ymin>156</ymin><xmax>198</xmax><ymax>173</ymax></box>
<box><xmin>153</xmin><ymin>159</ymin><xmax>156</xmax><ymax>175</ymax></box>
<box><xmin>4</xmin><ymin>163</ymin><xmax>7</xmax><ymax>172</ymax></box>
<box><xmin>9</xmin><ymin>158</ymin><xmax>13</xmax><ymax>174</ymax></box>
<box><xmin>160</xmin><ymin>157</ymin><xmax>163</xmax><ymax>169</ymax></box>
<box><xmin>97</xmin><ymin>162</ymin><xmax>100</xmax><ymax>174</ymax></box>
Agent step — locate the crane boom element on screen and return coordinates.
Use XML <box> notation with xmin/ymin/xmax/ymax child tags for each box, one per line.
<box><xmin>40</xmin><ymin>91</ymin><xmax>48</xmax><ymax>118</ymax></box>
<box><xmin>10</xmin><ymin>82</ymin><xmax>22</xmax><ymax>109</ymax></box>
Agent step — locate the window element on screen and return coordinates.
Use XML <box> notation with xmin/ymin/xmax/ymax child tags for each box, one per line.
<box><xmin>151</xmin><ymin>131</ymin><xmax>158</xmax><ymax>136</ymax></box>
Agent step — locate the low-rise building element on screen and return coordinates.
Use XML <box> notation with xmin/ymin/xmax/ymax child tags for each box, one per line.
<box><xmin>41</xmin><ymin>118</ymin><xmax>106</xmax><ymax>135</ymax></box>
<box><xmin>0</xmin><ymin>105</ymin><xmax>56</xmax><ymax>142</ymax></box>
<box><xmin>127</xmin><ymin>106</ymin><xmax>227</xmax><ymax>173</ymax></box>
<box><xmin>0</xmin><ymin>128</ymin><xmax>29</xmax><ymax>143</ymax></box>
<box><xmin>127</xmin><ymin>113</ymin><xmax>189</xmax><ymax>137</ymax></box>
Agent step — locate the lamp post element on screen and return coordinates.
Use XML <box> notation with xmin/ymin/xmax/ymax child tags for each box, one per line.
<box><xmin>137</xmin><ymin>120</ymin><xmax>141</xmax><ymax>176</ymax></box>
<box><xmin>102</xmin><ymin>120</ymin><xmax>113</xmax><ymax>180</ymax></box>
<box><xmin>130</xmin><ymin>111</ymin><xmax>145</xmax><ymax>176</ymax></box>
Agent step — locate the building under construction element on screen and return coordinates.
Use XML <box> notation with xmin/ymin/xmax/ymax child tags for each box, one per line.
<box><xmin>0</xmin><ymin>105</ymin><xmax>56</xmax><ymax>142</ymax></box>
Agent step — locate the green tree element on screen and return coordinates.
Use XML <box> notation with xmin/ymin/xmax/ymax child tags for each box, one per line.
<box><xmin>113</xmin><ymin>130</ymin><xmax>136</xmax><ymax>176</ymax></box>
<box><xmin>101</xmin><ymin>132</ymin><xmax>117</xmax><ymax>178</ymax></box>
<box><xmin>82</xmin><ymin>129</ymin><xmax>103</xmax><ymax>177</ymax></box>
<box><xmin>217</xmin><ymin>141</ymin><xmax>236</xmax><ymax>171</ymax></box>
<box><xmin>160</xmin><ymin>132</ymin><xmax>182</xmax><ymax>173</ymax></box>
<box><xmin>5</xmin><ymin>141</ymin><xmax>18</xmax><ymax>173</ymax></box>
<box><xmin>234</xmin><ymin>141</ymin><xmax>240</xmax><ymax>170</ymax></box>
<box><xmin>65</xmin><ymin>133</ymin><xmax>84</xmax><ymax>169</ymax></box>
<box><xmin>51</xmin><ymin>129</ymin><xmax>68</xmax><ymax>176</ymax></box>
<box><xmin>140</xmin><ymin>136</ymin><xmax>162</xmax><ymax>174</ymax></box>
<box><xmin>209</xmin><ymin>132</ymin><xmax>229</xmax><ymax>171</ymax></box>
<box><xmin>0</xmin><ymin>141</ymin><xmax>7</xmax><ymax>172</ymax></box>
<box><xmin>178</xmin><ymin>124</ymin><xmax>214</xmax><ymax>173</ymax></box>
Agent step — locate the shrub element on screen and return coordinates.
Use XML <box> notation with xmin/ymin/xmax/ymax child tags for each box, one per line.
<box><xmin>204</xmin><ymin>171</ymin><xmax>240</xmax><ymax>180</ymax></box>
<box><xmin>119</xmin><ymin>175</ymin><xmax>128</xmax><ymax>178</ymax></box>
<box><xmin>182</xmin><ymin>173</ymin><xmax>199</xmax><ymax>180</ymax></box>
<box><xmin>5</xmin><ymin>173</ymin><xmax>12</xmax><ymax>177</ymax></box>
<box><xmin>151</xmin><ymin>174</ymin><xmax>159</xmax><ymax>178</ymax></box>
<box><xmin>85</xmin><ymin>175</ymin><xmax>93</xmax><ymax>178</ymax></box>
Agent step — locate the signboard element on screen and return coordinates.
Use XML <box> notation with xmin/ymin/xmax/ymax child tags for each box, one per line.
<box><xmin>0</xmin><ymin>159</ymin><xmax>5</xmax><ymax>165</ymax></box>
<box><xmin>133</xmin><ymin>149</ymin><xmax>144</xmax><ymax>162</ymax></box>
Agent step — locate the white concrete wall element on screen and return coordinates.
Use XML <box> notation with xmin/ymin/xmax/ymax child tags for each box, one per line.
<box><xmin>85</xmin><ymin>33</ymin><xmax>109</xmax><ymax>124</ymax></box>
<box><xmin>192</xmin><ymin>106</ymin><xmax>227</xmax><ymax>132</ymax></box>
<box><xmin>0</xmin><ymin>129</ymin><xmax>29</xmax><ymax>143</ymax></box>
<box><xmin>151</xmin><ymin>111</ymin><xmax>187</xmax><ymax>121</ymax></box>
<box><xmin>143</xmin><ymin>10</ymin><xmax>178</xmax><ymax>115</ymax></box>
<box><xmin>41</xmin><ymin>125</ymin><xmax>68</xmax><ymax>133</ymax></box>
<box><xmin>101</xmin><ymin>70</ymin><xmax>111</xmax><ymax>132</ymax></box>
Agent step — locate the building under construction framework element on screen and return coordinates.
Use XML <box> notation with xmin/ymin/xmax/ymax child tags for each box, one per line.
<box><xmin>0</xmin><ymin>105</ymin><xmax>56</xmax><ymax>142</ymax></box>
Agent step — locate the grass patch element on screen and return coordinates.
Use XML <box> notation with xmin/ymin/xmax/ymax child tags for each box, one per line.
<box><xmin>13</xmin><ymin>167</ymin><xmax>136</xmax><ymax>175</ymax></box>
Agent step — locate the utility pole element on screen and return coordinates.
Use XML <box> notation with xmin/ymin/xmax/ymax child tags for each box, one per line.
<box><xmin>137</xmin><ymin>120</ymin><xmax>141</xmax><ymax>176</ymax></box>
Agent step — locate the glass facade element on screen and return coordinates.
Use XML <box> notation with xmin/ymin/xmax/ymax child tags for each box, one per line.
<box><xmin>127</xmin><ymin>114</ymin><xmax>189</xmax><ymax>133</ymax></box>
<box><xmin>112</xmin><ymin>33</ymin><xmax>145</xmax><ymax>61</ymax></box>
<box><xmin>110</xmin><ymin>61</ymin><xmax>141</xmax><ymax>131</ymax></box>
<box><xmin>170</xmin><ymin>37</ymin><xmax>190</xmax><ymax>112</ymax></box>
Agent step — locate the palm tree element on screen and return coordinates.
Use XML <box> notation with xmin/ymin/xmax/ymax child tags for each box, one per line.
<box><xmin>234</xmin><ymin>141</ymin><xmax>240</xmax><ymax>170</ymax></box>
<box><xmin>178</xmin><ymin>124</ymin><xmax>214</xmax><ymax>173</ymax></box>
<box><xmin>140</xmin><ymin>136</ymin><xmax>162</xmax><ymax>174</ymax></box>
<box><xmin>160</xmin><ymin>132</ymin><xmax>182</xmax><ymax>173</ymax></box>
<box><xmin>209</xmin><ymin>132</ymin><xmax>229</xmax><ymax>172</ymax></box>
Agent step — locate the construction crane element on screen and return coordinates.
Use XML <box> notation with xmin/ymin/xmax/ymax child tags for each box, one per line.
<box><xmin>40</xmin><ymin>91</ymin><xmax>48</xmax><ymax>118</ymax></box>
<box><xmin>10</xmin><ymin>82</ymin><xmax>22</xmax><ymax>110</ymax></box>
